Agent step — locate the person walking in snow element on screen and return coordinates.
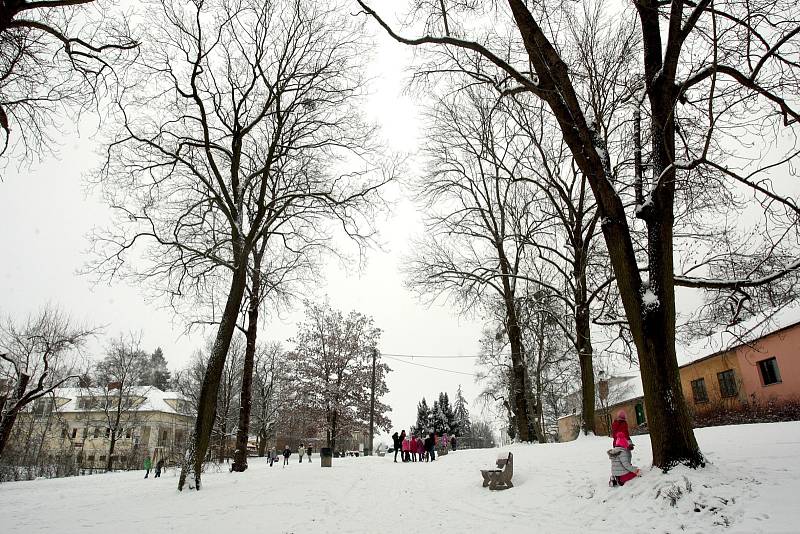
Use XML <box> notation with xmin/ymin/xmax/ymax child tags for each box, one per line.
<box><xmin>451</xmin><ymin>435</ymin><xmax>457</xmax><ymax>451</ymax></box>
<box><xmin>298</xmin><ymin>443</ymin><xmax>305</xmax><ymax>463</ymax></box>
<box><xmin>268</xmin><ymin>447</ymin><xmax>276</xmax><ymax>467</ymax></box>
<box><xmin>392</xmin><ymin>431</ymin><xmax>401</xmax><ymax>462</ymax></box>
<box><xmin>424</xmin><ymin>433</ymin><xmax>435</xmax><ymax>462</ymax></box>
<box><xmin>306</xmin><ymin>445</ymin><xmax>313</xmax><ymax>463</ymax></box>
<box><xmin>143</xmin><ymin>456</ymin><xmax>152</xmax><ymax>478</ymax></box>
<box><xmin>442</xmin><ymin>433</ymin><xmax>449</xmax><ymax>451</ymax></box>
<box><xmin>611</xmin><ymin>410</ymin><xmax>633</xmax><ymax>450</ymax></box>
<box><xmin>608</xmin><ymin>432</ymin><xmax>640</xmax><ymax>486</ymax></box>
<box><xmin>155</xmin><ymin>458</ymin><xmax>165</xmax><ymax>478</ymax></box>
<box><xmin>282</xmin><ymin>445</ymin><xmax>291</xmax><ymax>467</ymax></box>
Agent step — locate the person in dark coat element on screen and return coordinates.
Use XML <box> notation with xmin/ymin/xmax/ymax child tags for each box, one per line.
<box><xmin>451</xmin><ymin>435</ymin><xmax>457</xmax><ymax>451</ymax></box>
<box><xmin>423</xmin><ymin>434</ymin><xmax>435</xmax><ymax>462</ymax></box>
<box><xmin>155</xmin><ymin>458</ymin><xmax>165</xmax><ymax>478</ymax></box>
<box><xmin>306</xmin><ymin>445</ymin><xmax>312</xmax><ymax>463</ymax></box>
<box><xmin>282</xmin><ymin>445</ymin><xmax>291</xmax><ymax>467</ymax></box>
<box><xmin>392</xmin><ymin>432</ymin><xmax>401</xmax><ymax>462</ymax></box>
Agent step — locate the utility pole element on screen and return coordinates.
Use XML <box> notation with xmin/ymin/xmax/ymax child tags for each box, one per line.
<box><xmin>368</xmin><ymin>348</ymin><xmax>377</xmax><ymax>456</ymax></box>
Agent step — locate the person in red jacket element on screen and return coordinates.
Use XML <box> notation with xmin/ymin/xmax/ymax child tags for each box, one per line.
<box><xmin>410</xmin><ymin>434</ymin><xmax>418</xmax><ymax>462</ymax></box>
<box><xmin>416</xmin><ymin>436</ymin><xmax>424</xmax><ymax>462</ymax></box>
<box><xmin>611</xmin><ymin>410</ymin><xmax>633</xmax><ymax>449</ymax></box>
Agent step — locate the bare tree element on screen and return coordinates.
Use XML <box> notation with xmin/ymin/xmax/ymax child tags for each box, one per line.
<box><xmin>90</xmin><ymin>332</ymin><xmax>150</xmax><ymax>471</ymax></box>
<box><xmin>92</xmin><ymin>0</ymin><xmax>389</xmax><ymax>489</ymax></box>
<box><xmin>0</xmin><ymin>0</ymin><xmax>136</xmax><ymax>166</ymax></box>
<box><xmin>291</xmin><ymin>301</ymin><xmax>391</xmax><ymax>451</ymax></box>
<box><xmin>231</xmin><ymin>237</ymin><xmax>317</xmax><ymax>471</ymax></box>
<box><xmin>406</xmin><ymin>86</ymin><xmax>550</xmax><ymax>442</ymax></box>
<box><xmin>252</xmin><ymin>341</ymin><xmax>290</xmax><ymax>457</ymax></box>
<box><xmin>359</xmin><ymin>0</ymin><xmax>800</xmax><ymax>468</ymax></box>
<box><xmin>0</xmin><ymin>306</ymin><xmax>94</xmax><ymax>457</ymax></box>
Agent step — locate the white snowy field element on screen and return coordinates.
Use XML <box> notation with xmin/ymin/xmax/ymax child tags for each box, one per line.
<box><xmin>1</xmin><ymin>422</ymin><xmax>799</xmax><ymax>534</ymax></box>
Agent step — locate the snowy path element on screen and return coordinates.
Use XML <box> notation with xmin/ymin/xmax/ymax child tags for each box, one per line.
<box><xmin>1</xmin><ymin>422</ymin><xmax>799</xmax><ymax>533</ymax></box>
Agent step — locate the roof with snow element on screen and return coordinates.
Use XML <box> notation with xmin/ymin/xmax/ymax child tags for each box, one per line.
<box><xmin>51</xmin><ymin>386</ymin><xmax>192</xmax><ymax>415</ymax></box>
<box><xmin>676</xmin><ymin>304</ymin><xmax>800</xmax><ymax>367</ymax></box>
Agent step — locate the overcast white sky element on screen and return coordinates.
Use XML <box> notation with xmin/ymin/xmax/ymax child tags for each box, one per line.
<box><xmin>0</xmin><ymin>21</ymin><xmax>497</xmax><ymax>443</ymax></box>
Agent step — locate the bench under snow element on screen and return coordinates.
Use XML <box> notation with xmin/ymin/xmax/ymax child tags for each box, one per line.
<box><xmin>480</xmin><ymin>452</ymin><xmax>514</xmax><ymax>490</ymax></box>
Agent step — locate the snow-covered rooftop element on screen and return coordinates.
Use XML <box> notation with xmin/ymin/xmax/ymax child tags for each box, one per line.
<box><xmin>52</xmin><ymin>386</ymin><xmax>191</xmax><ymax>415</ymax></box>
<box><xmin>677</xmin><ymin>304</ymin><xmax>800</xmax><ymax>367</ymax></box>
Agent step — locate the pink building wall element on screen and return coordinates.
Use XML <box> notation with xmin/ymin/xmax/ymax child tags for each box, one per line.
<box><xmin>735</xmin><ymin>322</ymin><xmax>800</xmax><ymax>402</ymax></box>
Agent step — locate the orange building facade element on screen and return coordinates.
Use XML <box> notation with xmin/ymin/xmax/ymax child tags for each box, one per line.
<box><xmin>558</xmin><ymin>311</ymin><xmax>800</xmax><ymax>441</ymax></box>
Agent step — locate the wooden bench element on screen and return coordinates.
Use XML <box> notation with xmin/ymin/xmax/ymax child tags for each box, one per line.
<box><xmin>480</xmin><ymin>452</ymin><xmax>513</xmax><ymax>490</ymax></box>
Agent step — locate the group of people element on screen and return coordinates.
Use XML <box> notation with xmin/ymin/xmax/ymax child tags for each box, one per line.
<box><xmin>607</xmin><ymin>410</ymin><xmax>641</xmax><ymax>487</ymax></box>
<box><xmin>391</xmin><ymin>430</ymin><xmax>456</xmax><ymax>463</ymax></box>
<box><xmin>267</xmin><ymin>443</ymin><xmax>314</xmax><ymax>467</ymax></box>
<box><xmin>143</xmin><ymin>456</ymin><xmax>165</xmax><ymax>478</ymax></box>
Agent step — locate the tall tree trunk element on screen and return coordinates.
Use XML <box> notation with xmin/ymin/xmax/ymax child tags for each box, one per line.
<box><xmin>106</xmin><ymin>431</ymin><xmax>117</xmax><ymax>471</ymax></box>
<box><xmin>178</xmin><ymin>254</ymin><xmax>250</xmax><ymax>490</ymax></box>
<box><xmin>232</xmin><ymin>250</ymin><xmax>263</xmax><ymax>472</ymax></box>
<box><xmin>497</xmin><ymin>245</ymin><xmax>535</xmax><ymax>442</ymax></box>
<box><xmin>634</xmin><ymin>81</ymin><xmax>702</xmax><ymax>468</ymax></box>
<box><xmin>574</xmin><ymin>240</ymin><xmax>596</xmax><ymax>434</ymax></box>
<box><xmin>0</xmin><ymin>373</ymin><xmax>29</xmax><ymax>458</ymax></box>
<box><xmin>504</xmin><ymin>0</ymin><xmax>703</xmax><ymax>468</ymax></box>
<box><xmin>330</xmin><ymin>410</ymin><xmax>338</xmax><ymax>452</ymax></box>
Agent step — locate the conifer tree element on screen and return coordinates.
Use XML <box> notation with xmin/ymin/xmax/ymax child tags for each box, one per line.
<box><xmin>414</xmin><ymin>398</ymin><xmax>430</xmax><ymax>434</ymax></box>
<box><xmin>452</xmin><ymin>385</ymin><xmax>471</xmax><ymax>436</ymax></box>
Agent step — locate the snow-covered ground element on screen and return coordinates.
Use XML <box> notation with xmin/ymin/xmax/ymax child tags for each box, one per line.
<box><xmin>1</xmin><ymin>422</ymin><xmax>799</xmax><ymax>533</ymax></box>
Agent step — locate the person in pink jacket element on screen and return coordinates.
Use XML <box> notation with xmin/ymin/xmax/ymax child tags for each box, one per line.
<box><xmin>409</xmin><ymin>434</ymin><xmax>418</xmax><ymax>462</ymax></box>
<box><xmin>401</xmin><ymin>435</ymin><xmax>410</xmax><ymax>462</ymax></box>
<box><xmin>416</xmin><ymin>436</ymin><xmax>424</xmax><ymax>462</ymax></box>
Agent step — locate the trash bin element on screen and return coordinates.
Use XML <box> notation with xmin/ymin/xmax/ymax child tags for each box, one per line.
<box><xmin>321</xmin><ymin>447</ymin><xmax>332</xmax><ymax>467</ymax></box>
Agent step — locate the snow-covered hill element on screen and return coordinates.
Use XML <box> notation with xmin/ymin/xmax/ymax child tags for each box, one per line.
<box><xmin>1</xmin><ymin>422</ymin><xmax>798</xmax><ymax>533</ymax></box>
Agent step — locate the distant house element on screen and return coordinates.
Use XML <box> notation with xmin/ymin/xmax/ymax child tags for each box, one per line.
<box><xmin>10</xmin><ymin>386</ymin><xmax>193</xmax><ymax>469</ymax></box>
<box><xmin>557</xmin><ymin>372</ymin><xmax>646</xmax><ymax>442</ymax></box>
<box><xmin>558</xmin><ymin>305</ymin><xmax>800</xmax><ymax>442</ymax></box>
<box><xmin>678</xmin><ymin>305</ymin><xmax>800</xmax><ymax>413</ymax></box>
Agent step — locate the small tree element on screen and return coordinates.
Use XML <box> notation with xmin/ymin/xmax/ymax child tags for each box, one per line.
<box><xmin>140</xmin><ymin>348</ymin><xmax>171</xmax><ymax>390</ymax></box>
<box><xmin>92</xmin><ymin>333</ymin><xmax>151</xmax><ymax>472</ymax></box>
<box><xmin>413</xmin><ymin>397</ymin><xmax>430</xmax><ymax>434</ymax></box>
<box><xmin>452</xmin><ymin>385</ymin><xmax>471</xmax><ymax>437</ymax></box>
<box><xmin>0</xmin><ymin>306</ymin><xmax>94</xmax><ymax>458</ymax></box>
<box><xmin>291</xmin><ymin>301</ymin><xmax>391</xmax><ymax>451</ymax></box>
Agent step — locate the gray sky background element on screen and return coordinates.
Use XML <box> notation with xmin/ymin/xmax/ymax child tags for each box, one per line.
<box><xmin>0</xmin><ymin>25</ymin><xmax>496</xmax><ymax>443</ymax></box>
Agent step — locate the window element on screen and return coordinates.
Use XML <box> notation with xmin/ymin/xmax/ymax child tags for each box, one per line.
<box><xmin>87</xmin><ymin>455</ymin><xmax>95</xmax><ymax>463</ymax></box>
<box><xmin>71</xmin><ymin>428</ymin><xmax>77</xmax><ymax>439</ymax></box>
<box><xmin>635</xmin><ymin>403</ymin><xmax>646</xmax><ymax>425</ymax></box>
<box><xmin>757</xmin><ymin>357</ymin><xmax>782</xmax><ymax>386</ymax></box>
<box><xmin>99</xmin><ymin>455</ymin><xmax>105</xmax><ymax>462</ymax></box>
<box><xmin>125</xmin><ymin>428</ymin><xmax>132</xmax><ymax>439</ymax></box>
<box><xmin>81</xmin><ymin>427</ymin><xmax>88</xmax><ymax>439</ymax></box>
<box><xmin>717</xmin><ymin>369</ymin><xmax>738</xmax><ymax>398</ymax></box>
<box><xmin>93</xmin><ymin>427</ymin><xmax>100</xmax><ymax>439</ymax></box>
<box><xmin>691</xmin><ymin>378</ymin><xmax>709</xmax><ymax>403</ymax></box>
<box><xmin>32</xmin><ymin>398</ymin><xmax>53</xmax><ymax>416</ymax></box>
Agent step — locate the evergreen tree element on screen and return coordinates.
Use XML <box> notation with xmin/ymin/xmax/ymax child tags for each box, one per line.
<box><xmin>414</xmin><ymin>397</ymin><xmax>430</xmax><ymax>434</ymax></box>
<box><xmin>140</xmin><ymin>347</ymin><xmax>171</xmax><ymax>390</ymax></box>
<box><xmin>438</xmin><ymin>392</ymin><xmax>455</xmax><ymax>433</ymax></box>
<box><xmin>452</xmin><ymin>384</ymin><xmax>471</xmax><ymax>436</ymax></box>
<box><xmin>431</xmin><ymin>400</ymin><xmax>450</xmax><ymax>434</ymax></box>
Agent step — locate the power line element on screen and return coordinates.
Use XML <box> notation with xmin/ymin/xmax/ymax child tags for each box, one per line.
<box><xmin>383</xmin><ymin>355</ymin><xmax>478</xmax><ymax>377</ymax></box>
<box><xmin>381</xmin><ymin>351</ymin><xmax>508</xmax><ymax>359</ymax></box>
